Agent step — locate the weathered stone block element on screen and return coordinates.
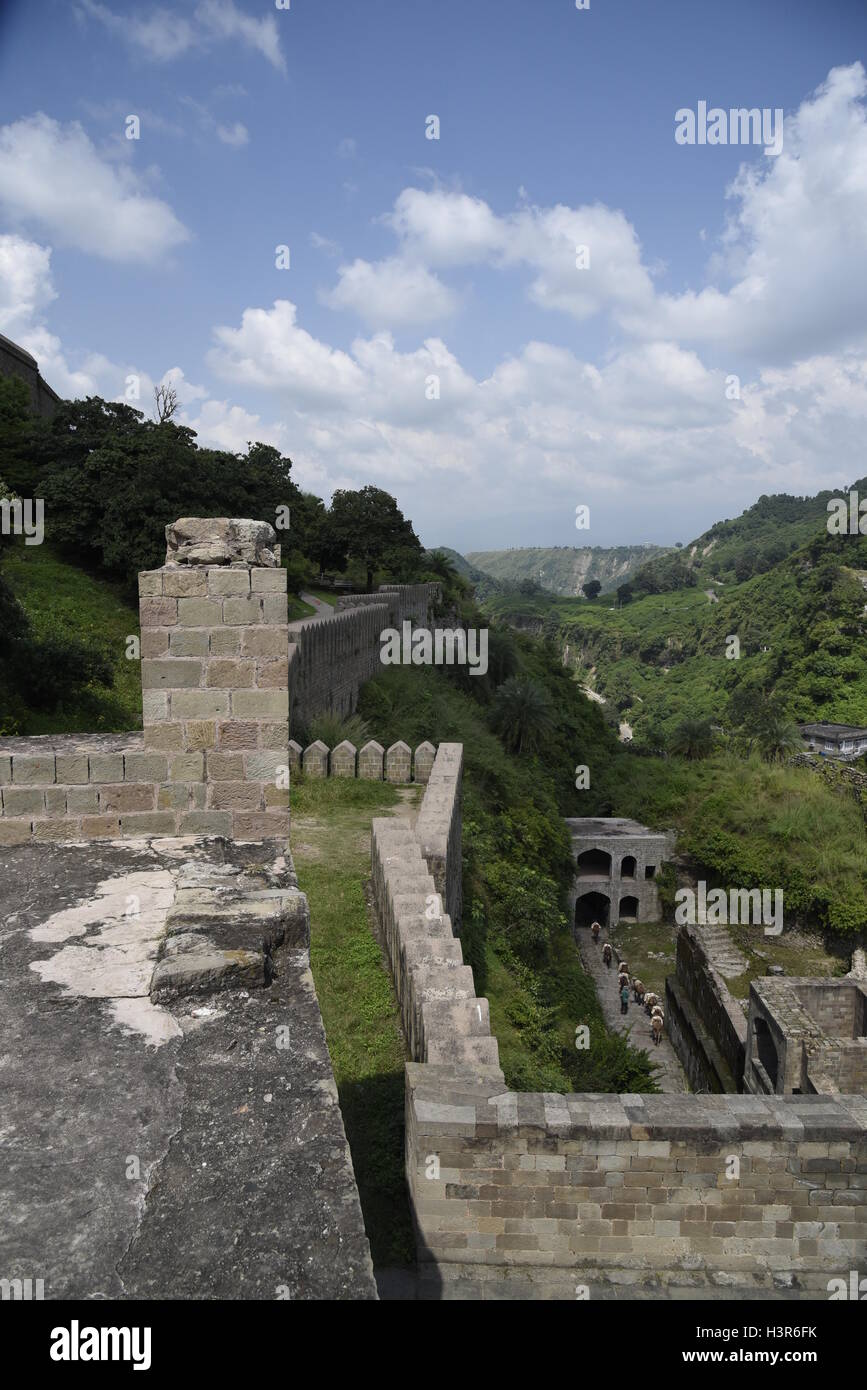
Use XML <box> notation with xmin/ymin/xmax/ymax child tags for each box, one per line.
<box><xmin>66</xmin><ymin>786</ymin><xmax>99</xmax><ymax>814</ymax></box>
<box><xmin>142</xmin><ymin>659</ymin><xmax>202</xmax><ymax>690</ymax></box>
<box><xmin>185</xmin><ymin>720</ymin><xmax>217</xmax><ymax>750</ymax></box>
<box><xmin>99</xmin><ymin>784</ymin><xmax>157</xmax><ymax>814</ymax></box>
<box><xmin>233</xmin><ymin>810</ymin><xmax>290</xmax><ymax>839</ymax></box>
<box><xmin>89</xmin><ymin>753</ymin><xmax>124</xmax><ymax>782</ymax></box>
<box><xmin>169</xmin><ymin>629</ymin><xmax>209</xmax><ymax>657</ymax></box>
<box><xmin>230</xmin><ymin>689</ymin><xmax>288</xmax><ymax>719</ymax></box>
<box><xmin>55</xmin><ymin>754</ymin><xmax>89</xmax><ymax>784</ymax></box>
<box><xmin>142</xmin><ymin>691</ymin><xmax>168</xmax><ymax>723</ymax></box>
<box><xmin>158</xmin><ymin>784</ymin><xmax>193</xmax><ymax>810</ymax></box>
<box><xmin>123</xmin><ymin>752</ymin><xmax>168</xmax><ymax>782</ymax></box>
<box><xmin>251</xmin><ymin>568</ymin><xmax>287</xmax><ymax>592</ymax></box>
<box><xmin>141</xmin><ymin>629</ymin><xmax>169</xmax><ymax>658</ymax></box>
<box><xmin>262</xmin><ymin>595</ymin><xmax>288</xmax><ymax>624</ymax></box>
<box><xmin>0</xmin><ymin>818</ymin><xmax>32</xmax><ymax>843</ymax></box>
<box><xmin>177</xmin><ymin>597</ymin><xmax>222</xmax><ymax>627</ymax></box>
<box><xmin>287</xmin><ymin>740</ymin><xmax>302</xmax><ymax>772</ymax></box>
<box><xmin>208</xmin><ymin>569</ymin><xmax>250</xmax><ymax>596</ymax></box>
<box><xmin>171</xmin><ymin>691</ymin><xmax>230</xmax><ymax>719</ymax></box>
<box><xmin>44</xmin><ymin>788</ymin><xmax>68</xmax><ymax>817</ymax></box>
<box><xmin>244</xmin><ymin>750</ymin><xmax>287</xmax><ymax>782</ymax></box>
<box><xmin>209</xmin><ymin>626</ymin><xmax>241</xmax><ymax>656</ymax></box>
<box><xmin>12</xmin><ymin>755</ymin><xmax>55</xmax><ymax>784</ymax></box>
<box><xmin>165</xmin><ymin>517</ymin><xmax>279</xmax><ymax>568</ymax></box>
<box><xmin>217</xmin><ymin>720</ymin><xmax>259</xmax><ymax>750</ymax></box>
<box><xmin>208</xmin><ymin>781</ymin><xmax>263</xmax><ymax>811</ymax></box>
<box><xmin>34</xmin><ymin>819</ymin><xmax>80</xmax><ymax>841</ymax></box>
<box><xmin>119</xmin><ymin>812</ymin><xmax>177</xmax><ymax>835</ymax></box>
<box><xmin>3</xmin><ymin>787</ymin><xmax>44</xmax><ymax>816</ymax></box>
<box><xmin>242</xmin><ymin>626</ymin><xmax>286</xmax><ymax>658</ymax></box>
<box><xmin>139</xmin><ymin>597</ymin><xmax>177</xmax><ymax>627</ymax></box>
<box><xmin>223</xmin><ymin>596</ymin><xmax>262</xmax><ymax>626</ymax></box>
<box><xmin>360</xmin><ymin>741</ymin><xmax>384</xmax><ymax>779</ymax></box>
<box><xmin>169</xmin><ymin>753</ymin><xmax>204</xmax><ymax>781</ymax></box>
<box><xmin>261</xmin><ymin>722</ymin><xmax>288</xmax><ymax>750</ymax></box>
<box><xmin>0</xmin><ymin>755</ymin><xmax>11</xmax><ymax>783</ymax></box>
<box><xmin>81</xmin><ymin>815</ymin><xmax>122</xmax><ymax>838</ymax></box>
<box><xmin>206</xmin><ymin>752</ymin><xmax>245</xmax><ymax>780</ymax></box>
<box><xmin>143</xmin><ymin>724</ymin><xmax>186</xmax><ymax>752</ymax></box>
<box><xmin>207</xmin><ymin>659</ymin><xmax>255</xmax><ymax>688</ymax></box>
<box><xmin>256</xmin><ymin>658</ymin><xmax>288</xmax><ymax>688</ymax></box>
<box><xmin>178</xmin><ymin>810</ymin><xmax>233</xmax><ymax>836</ymax></box>
<box><xmin>264</xmin><ymin>783</ymin><xmax>290</xmax><ymax>808</ymax></box>
<box><xmin>138</xmin><ymin>571</ymin><xmax>163</xmax><ymax>596</ymax></box>
<box><xmin>162</xmin><ymin>569</ymin><xmax>208</xmax><ymax>597</ymax></box>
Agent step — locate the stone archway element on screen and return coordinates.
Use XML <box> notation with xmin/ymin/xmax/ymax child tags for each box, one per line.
<box><xmin>575</xmin><ymin>890</ymin><xmax>610</xmax><ymax>931</ymax></box>
<box><xmin>621</xmin><ymin>855</ymin><xmax>637</xmax><ymax>879</ymax></box>
<box><xmin>618</xmin><ymin>895</ymin><xmax>639</xmax><ymax>921</ymax></box>
<box><xmin>576</xmin><ymin>848</ymin><xmax>612</xmax><ymax>878</ymax></box>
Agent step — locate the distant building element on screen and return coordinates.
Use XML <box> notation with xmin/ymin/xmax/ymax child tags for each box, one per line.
<box><xmin>798</xmin><ymin>722</ymin><xmax>867</xmax><ymax>759</ymax></box>
<box><xmin>566</xmin><ymin>817</ymin><xmax>675</xmax><ymax>929</ymax></box>
<box><xmin>0</xmin><ymin>332</ymin><xmax>62</xmax><ymax>418</ymax></box>
<box><xmin>745</xmin><ymin>976</ymin><xmax>867</xmax><ymax>1096</ymax></box>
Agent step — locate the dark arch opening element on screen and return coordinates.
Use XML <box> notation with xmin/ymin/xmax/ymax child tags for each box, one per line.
<box><xmin>619</xmin><ymin>895</ymin><xmax>639</xmax><ymax>921</ymax></box>
<box><xmin>576</xmin><ymin>848</ymin><xmax>612</xmax><ymax>878</ymax></box>
<box><xmin>753</xmin><ymin>1017</ymin><xmax>779</xmax><ymax>1089</ymax></box>
<box><xmin>621</xmin><ymin>855</ymin><xmax>636</xmax><ymax>879</ymax></box>
<box><xmin>575</xmin><ymin>891</ymin><xmax>610</xmax><ymax>931</ymax></box>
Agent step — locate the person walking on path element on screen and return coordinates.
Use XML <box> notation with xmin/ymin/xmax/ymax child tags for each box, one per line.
<box><xmin>619</xmin><ymin>982</ymin><xmax>630</xmax><ymax>1015</ymax></box>
<box><xmin>602</xmin><ymin>943</ymin><xmax>612</xmax><ymax>968</ymax></box>
<box><xmin>590</xmin><ymin>921</ymin><xmax>601</xmax><ymax>945</ymax></box>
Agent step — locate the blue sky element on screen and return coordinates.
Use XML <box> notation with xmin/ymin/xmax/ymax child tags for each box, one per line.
<box><xmin>1</xmin><ymin>0</ymin><xmax>866</xmax><ymax>552</ymax></box>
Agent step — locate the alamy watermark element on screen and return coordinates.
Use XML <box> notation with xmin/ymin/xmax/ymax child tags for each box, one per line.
<box><xmin>675</xmin><ymin>881</ymin><xmax>783</xmax><ymax>935</ymax></box>
<box><xmin>380</xmin><ymin>621</ymin><xmax>488</xmax><ymax>676</ymax></box>
<box><xmin>827</xmin><ymin>490</ymin><xmax>867</xmax><ymax>535</ymax></box>
<box><xmin>0</xmin><ymin>497</ymin><xmax>43</xmax><ymax>545</ymax></box>
<box><xmin>675</xmin><ymin>102</ymin><xmax>783</xmax><ymax>156</ymax></box>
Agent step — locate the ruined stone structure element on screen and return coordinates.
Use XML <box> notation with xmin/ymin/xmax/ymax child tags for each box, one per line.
<box><xmin>0</xmin><ymin>518</ymin><xmax>290</xmax><ymax>843</ymax></box>
<box><xmin>288</xmin><ymin>583</ymin><xmax>438</xmax><ymax>731</ymax></box>
<box><xmin>665</xmin><ymin>924</ymin><xmax>748</xmax><ymax>1093</ymax></box>
<box><xmin>373</xmin><ymin>751</ymin><xmax>867</xmax><ymax>1299</ymax></box>
<box><xmin>745</xmin><ymin>977</ymin><xmax>867</xmax><ymax>1097</ymax></box>
<box><xmin>567</xmin><ymin>817</ymin><xmax>675</xmax><ymax>930</ymax></box>
<box><xmin>287</xmin><ymin>738</ymin><xmax>436</xmax><ymax>783</ymax></box>
<box><xmin>0</xmin><ymin>332</ymin><xmax>62</xmax><ymax>418</ymax></box>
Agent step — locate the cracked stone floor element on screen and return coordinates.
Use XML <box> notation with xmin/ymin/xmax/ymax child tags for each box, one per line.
<box><xmin>0</xmin><ymin>836</ymin><xmax>376</xmax><ymax>1300</ymax></box>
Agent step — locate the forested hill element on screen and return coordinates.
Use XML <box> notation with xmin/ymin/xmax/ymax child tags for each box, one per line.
<box><xmin>465</xmin><ymin>543</ymin><xmax>669</xmax><ymax>596</ymax></box>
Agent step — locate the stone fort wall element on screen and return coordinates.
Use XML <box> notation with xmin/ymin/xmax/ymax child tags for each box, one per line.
<box><xmin>0</xmin><ymin>332</ymin><xmax>62</xmax><ymax>418</ymax></box>
<box><xmin>371</xmin><ymin>744</ymin><xmax>867</xmax><ymax>1300</ymax></box>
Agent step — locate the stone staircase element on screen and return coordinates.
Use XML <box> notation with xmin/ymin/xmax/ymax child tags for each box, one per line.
<box><xmin>694</xmin><ymin>921</ymin><xmax>748</xmax><ymax>978</ymax></box>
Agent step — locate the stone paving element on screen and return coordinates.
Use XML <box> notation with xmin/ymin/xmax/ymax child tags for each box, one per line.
<box><xmin>576</xmin><ymin>924</ymin><xmax>688</xmax><ymax>1092</ymax></box>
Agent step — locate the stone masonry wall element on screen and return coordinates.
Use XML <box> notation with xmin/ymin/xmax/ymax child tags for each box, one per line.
<box><xmin>368</xmin><ymin>743</ymin><xmax>867</xmax><ymax>1299</ymax></box>
<box><xmin>288</xmin><ymin>583</ymin><xmax>438</xmax><ymax>732</ymax></box>
<box><xmin>0</xmin><ymin>518</ymin><xmax>290</xmax><ymax>843</ymax></box>
<box><xmin>671</xmin><ymin>924</ymin><xmax>748</xmax><ymax>1086</ymax></box>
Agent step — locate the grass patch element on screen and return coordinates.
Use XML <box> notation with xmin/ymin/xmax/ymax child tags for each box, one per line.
<box><xmin>290</xmin><ymin>775</ymin><xmax>419</xmax><ymax>1267</ymax></box>
<box><xmin>4</xmin><ymin>543</ymin><xmax>141</xmax><ymax>734</ymax></box>
<box><xmin>287</xmin><ymin>594</ymin><xmax>317</xmax><ymax>621</ymax></box>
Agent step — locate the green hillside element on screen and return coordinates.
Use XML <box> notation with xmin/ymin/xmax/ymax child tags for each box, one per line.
<box><xmin>466</xmin><ymin>542</ymin><xmax>669</xmax><ymax>596</ymax></box>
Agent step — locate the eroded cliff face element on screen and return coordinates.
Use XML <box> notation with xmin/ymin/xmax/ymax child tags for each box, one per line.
<box><xmin>466</xmin><ymin>544</ymin><xmax>668</xmax><ymax>596</ymax></box>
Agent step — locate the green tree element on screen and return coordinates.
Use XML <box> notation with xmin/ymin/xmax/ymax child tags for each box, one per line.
<box><xmin>328</xmin><ymin>486</ymin><xmax>422</xmax><ymax>591</ymax></box>
<box><xmin>582</xmin><ymin>579</ymin><xmax>602</xmax><ymax>600</ymax></box>
<box><xmin>668</xmin><ymin>716</ymin><xmax>714</xmax><ymax>761</ymax></box>
<box><xmin>490</xmin><ymin>677</ymin><xmax>555</xmax><ymax>755</ymax></box>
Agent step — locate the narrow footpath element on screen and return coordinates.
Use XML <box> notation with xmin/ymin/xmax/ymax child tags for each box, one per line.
<box><xmin>576</xmin><ymin>926</ymin><xmax>689</xmax><ymax>1093</ymax></box>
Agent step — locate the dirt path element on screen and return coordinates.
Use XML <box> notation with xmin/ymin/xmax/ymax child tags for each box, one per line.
<box><xmin>576</xmin><ymin>926</ymin><xmax>689</xmax><ymax>1093</ymax></box>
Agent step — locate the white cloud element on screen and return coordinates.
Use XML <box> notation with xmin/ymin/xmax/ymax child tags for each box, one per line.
<box><xmin>216</xmin><ymin>121</ymin><xmax>249</xmax><ymax>148</ymax></box>
<box><xmin>0</xmin><ymin>114</ymin><xmax>190</xmax><ymax>263</ymax></box>
<box><xmin>0</xmin><ymin>235</ymin><xmax>56</xmax><ymax>338</ymax></box>
<box><xmin>321</xmin><ymin>257</ymin><xmax>460</xmax><ymax>328</ymax></box>
<box><xmin>76</xmin><ymin>0</ymin><xmax>286</xmax><ymax>71</ymax></box>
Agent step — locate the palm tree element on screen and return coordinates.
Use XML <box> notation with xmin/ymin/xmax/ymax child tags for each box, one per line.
<box><xmin>490</xmin><ymin>677</ymin><xmax>555</xmax><ymax>754</ymax></box>
<box><xmin>756</xmin><ymin>716</ymin><xmax>802</xmax><ymax>763</ymax></box>
<box><xmin>668</xmin><ymin>717</ymin><xmax>714</xmax><ymax>761</ymax></box>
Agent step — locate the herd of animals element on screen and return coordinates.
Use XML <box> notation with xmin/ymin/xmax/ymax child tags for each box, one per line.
<box><xmin>589</xmin><ymin>920</ymin><xmax>665</xmax><ymax>1044</ymax></box>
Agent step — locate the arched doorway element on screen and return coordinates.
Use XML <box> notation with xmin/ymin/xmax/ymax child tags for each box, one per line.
<box><xmin>575</xmin><ymin>891</ymin><xmax>610</xmax><ymax>931</ymax></box>
<box><xmin>621</xmin><ymin>855</ymin><xmax>637</xmax><ymax>878</ymax></box>
<box><xmin>619</xmin><ymin>895</ymin><xmax>639</xmax><ymax>921</ymax></box>
<box><xmin>576</xmin><ymin>848</ymin><xmax>612</xmax><ymax>878</ymax></box>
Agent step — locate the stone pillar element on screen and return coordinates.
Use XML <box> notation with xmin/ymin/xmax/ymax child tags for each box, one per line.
<box><xmin>138</xmin><ymin>518</ymin><xmax>289</xmax><ymax>839</ymax></box>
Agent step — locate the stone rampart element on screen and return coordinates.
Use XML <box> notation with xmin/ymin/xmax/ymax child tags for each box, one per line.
<box><xmin>668</xmin><ymin>924</ymin><xmax>748</xmax><ymax>1087</ymax></box>
<box><xmin>288</xmin><ymin>583</ymin><xmax>438</xmax><ymax>731</ymax></box>
<box><xmin>368</xmin><ymin>743</ymin><xmax>867</xmax><ymax>1299</ymax></box>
